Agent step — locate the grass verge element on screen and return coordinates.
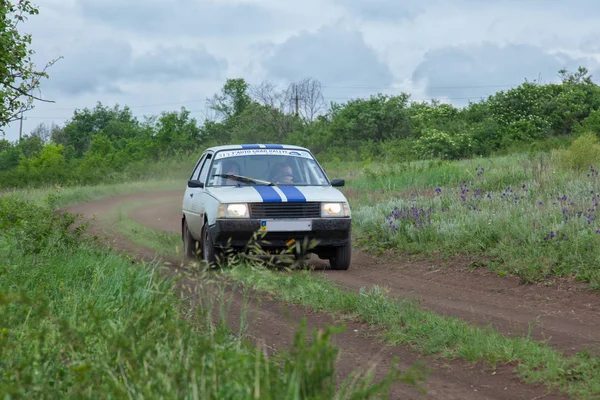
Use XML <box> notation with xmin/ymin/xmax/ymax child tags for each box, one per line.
<box><xmin>107</xmin><ymin>202</ymin><xmax>600</xmax><ymax>399</ymax></box>
<box><xmin>225</xmin><ymin>265</ymin><xmax>600</xmax><ymax>399</ymax></box>
<box><xmin>101</xmin><ymin>198</ymin><xmax>183</xmax><ymax>256</ymax></box>
<box><xmin>334</xmin><ymin>151</ymin><xmax>600</xmax><ymax>288</ymax></box>
<box><xmin>1</xmin><ymin>177</ymin><xmax>185</xmax><ymax>209</ymax></box>
<box><xmin>0</xmin><ymin>193</ymin><xmax>424</xmax><ymax>398</ymax></box>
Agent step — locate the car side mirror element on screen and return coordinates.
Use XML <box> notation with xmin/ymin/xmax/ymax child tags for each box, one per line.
<box><xmin>187</xmin><ymin>179</ymin><xmax>204</xmax><ymax>188</ymax></box>
<box><xmin>331</xmin><ymin>179</ymin><xmax>345</xmax><ymax>187</ymax></box>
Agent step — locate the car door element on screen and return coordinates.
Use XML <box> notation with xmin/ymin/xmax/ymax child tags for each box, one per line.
<box><xmin>184</xmin><ymin>154</ymin><xmax>207</xmax><ymax>238</ymax></box>
<box><xmin>183</xmin><ymin>154</ymin><xmax>206</xmax><ymax>219</ymax></box>
<box><xmin>188</xmin><ymin>152</ymin><xmax>213</xmax><ymax>238</ymax></box>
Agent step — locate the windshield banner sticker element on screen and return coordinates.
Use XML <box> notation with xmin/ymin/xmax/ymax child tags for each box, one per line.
<box><xmin>215</xmin><ymin>149</ymin><xmax>313</xmax><ymax>159</ymax></box>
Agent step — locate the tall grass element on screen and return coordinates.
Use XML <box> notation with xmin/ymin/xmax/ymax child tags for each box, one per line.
<box><xmin>343</xmin><ymin>148</ymin><xmax>600</xmax><ymax>287</ymax></box>
<box><xmin>100</xmin><ymin>206</ymin><xmax>600</xmax><ymax>399</ymax></box>
<box><xmin>0</xmin><ymin>194</ymin><xmax>422</xmax><ymax>398</ymax></box>
<box><xmin>224</xmin><ymin>265</ymin><xmax>600</xmax><ymax>399</ymax></box>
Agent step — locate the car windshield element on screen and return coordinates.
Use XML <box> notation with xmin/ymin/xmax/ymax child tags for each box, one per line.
<box><xmin>206</xmin><ymin>148</ymin><xmax>330</xmax><ymax>187</ymax></box>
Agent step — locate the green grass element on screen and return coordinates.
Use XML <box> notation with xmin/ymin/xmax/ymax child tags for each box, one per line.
<box><xmin>6</xmin><ymin>177</ymin><xmax>185</xmax><ymax>209</ymax></box>
<box><xmin>224</xmin><ymin>265</ymin><xmax>600</xmax><ymax>399</ymax></box>
<box><xmin>6</xmin><ymin>144</ymin><xmax>600</xmax><ymax>397</ymax></box>
<box><xmin>107</xmin><ymin>200</ymin><xmax>600</xmax><ymax>399</ymax></box>
<box><xmin>326</xmin><ymin>151</ymin><xmax>600</xmax><ymax>287</ymax></box>
<box><xmin>103</xmin><ymin>198</ymin><xmax>184</xmax><ymax>256</ymax></box>
<box><xmin>0</xmin><ymin>194</ymin><xmax>423</xmax><ymax>399</ymax></box>
<box><xmin>0</xmin><ymin>151</ymin><xmax>197</xmax><ymax>192</ymax></box>
<box><xmin>8</xmin><ymin>144</ymin><xmax>600</xmax><ymax>287</ymax></box>
<box><xmin>0</xmin><ymin>154</ymin><xmax>194</xmax><ymax>209</ymax></box>
<box><xmin>6</xmin><ymin>143</ymin><xmax>600</xmax><ymax>286</ymax></box>
<box><xmin>323</xmin><ymin>153</ymin><xmax>536</xmax><ymax>193</ymax></box>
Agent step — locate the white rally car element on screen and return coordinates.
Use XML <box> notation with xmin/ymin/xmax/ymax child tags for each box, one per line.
<box><xmin>181</xmin><ymin>144</ymin><xmax>352</xmax><ymax>270</ymax></box>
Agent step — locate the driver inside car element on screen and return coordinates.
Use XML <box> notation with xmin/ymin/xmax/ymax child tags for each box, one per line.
<box><xmin>222</xmin><ymin>160</ymin><xmax>241</xmax><ymax>185</ymax></box>
<box><xmin>270</xmin><ymin>162</ymin><xmax>294</xmax><ymax>184</ymax></box>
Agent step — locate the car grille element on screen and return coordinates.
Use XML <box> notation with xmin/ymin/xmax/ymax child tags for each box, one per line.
<box><xmin>249</xmin><ymin>202</ymin><xmax>321</xmax><ymax>219</ymax></box>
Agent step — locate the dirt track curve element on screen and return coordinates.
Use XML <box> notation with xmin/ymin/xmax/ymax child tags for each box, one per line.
<box><xmin>63</xmin><ymin>189</ymin><xmax>600</xmax><ymax>399</ymax></box>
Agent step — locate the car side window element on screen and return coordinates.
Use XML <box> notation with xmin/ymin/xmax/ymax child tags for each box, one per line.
<box><xmin>198</xmin><ymin>153</ymin><xmax>213</xmax><ymax>184</ymax></box>
<box><xmin>190</xmin><ymin>154</ymin><xmax>206</xmax><ymax>180</ymax></box>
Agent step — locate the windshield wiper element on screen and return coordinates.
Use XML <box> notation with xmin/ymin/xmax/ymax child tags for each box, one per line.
<box><xmin>213</xmin><ymin>174</ymin><xmax>275</xmax><ymax>186</ymax></box>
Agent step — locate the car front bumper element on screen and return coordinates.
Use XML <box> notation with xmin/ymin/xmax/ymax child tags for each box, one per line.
<box><xmin>208</xmin><ymin>218</ymin><xmax>351</xmax><ymax>250</ymax></box>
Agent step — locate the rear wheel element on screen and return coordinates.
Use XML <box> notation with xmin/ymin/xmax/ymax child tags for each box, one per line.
<box><xmin>201</xmin><ymin>221</ymin><xmax>217</xmax><ymax>265</ymax></box>
<box><xmin>183</xmin><ymin>219</ymin><xmax>199</xmax><ymax>260</ymax></box>
<box><xmin>329</xmin><ymin>243</ymin><xmax>351</xmax><ymax>270</ymax></box>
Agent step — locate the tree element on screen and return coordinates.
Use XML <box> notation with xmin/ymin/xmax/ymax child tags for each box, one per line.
<box><xmin>327</xmin><ymin>93</ymin><xmax>412</xmax><ymax>145</ymax></box>
<box><xmin>152</xmin><ymin>107</ymin><xmax>202</xmax><ymax>156</ymax></box>
<box><xmin>51</xmin><ymin>102</ymin><xmax>139</xmax><ymax>157</ymax></box>
<box><xmin>29</xmin><ymin>121</ymin><xmax>59</xmax><ymax>143</ymax></box>
<box><xmin>251</xmin><ymin>80</ymin><xmax>295</xmax><ymax>115</ymax></box>
<box><xmin>558</xmin><ymin>66</ymin><xmax>594</xmax><ymax>85</ymax></box>
<box><xmin>0</xmin><ymin>1</ymin><xmax>61</xmax><ymax>134</ymax></box>
<box><xmin>206</xmin><ymin>78</ymin><xmax>253</xmax><ymax>121</ymax></box>
<box><xmin>290</xmin><ymin>77</ymin><xmax>326</xmax><ymax>124</ymax></box>
<box><xmin>248</xmin><ymin>81</ymin><xmax>299</xmax><ymax>140</ymax></box>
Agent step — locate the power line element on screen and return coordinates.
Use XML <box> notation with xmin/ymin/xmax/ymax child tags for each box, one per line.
<box><xmin>14</xmin><ymin>94</ymin><xmax>497</xmax><ymax>120</ymax></box>
<box><xmin>19</xmin><ymin>77</ymin><xmax>586</xmax><ymax>120</ymax></box>
<box><xmin>35</xmin><ymin>94</ymin><xmax>489</xmax><ymax>115</ymax></box>
<box><xmin>322</xmin><ymin>96</ymin><xmax>484</xmax><ymax>100</ymax></box>
<box><xmin>33</xmin><ymin>82</ymin><xmax>530</xmax><ymax>112</ymax></box>
<box><xmin>321</xmin><ymin>83</ymin><xmax>520</xmax><ymax>90</ymax></box>
<box><xmin>39</xmin><ymin>100</ymin><xmax>208</xmax><ymax>112</ymax></box>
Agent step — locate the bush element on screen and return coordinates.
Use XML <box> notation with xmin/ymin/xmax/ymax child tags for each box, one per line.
<box><xmin>0</xmin><ymin>194</ymin><xmax>87</xmax><ymax>255</ymax></box>
<box><xmin>414</xmin><ymin>128</ymin><xmax>474</xmax><ymax>160</ymax></box>
<box><xmin>553</xmin><ymin>132</ymin><xmax>600</xmax><ymax>171</ymax></box>
<box><xmin>574</xmin><ymin>108</ymin><xmax>600</xmax><ymax>136</ymax></box>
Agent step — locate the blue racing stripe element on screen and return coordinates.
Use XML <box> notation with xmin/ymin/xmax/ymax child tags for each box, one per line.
<box><xmin>279</xmin><ymin>186</ymin><xmax>306</xmax><ymax>202</ymax></box>
<box><xmin>263</xmin><ymin>144</ymin><xmax>284</xmax><ymax>148</ymax></box>
<box><xmin>241</xmin><ymin>144</ymin><xmax>261</xmax><ymax>149</ymax></box>
<box><xmin>253</xmin><ymin>186</ymin><xmax>282</xmax><ymax>202</ymax></box>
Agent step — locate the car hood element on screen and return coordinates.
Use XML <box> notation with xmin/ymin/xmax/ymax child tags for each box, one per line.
<box><xmin>206</xmin><ymin>185</ymin><xmax>348</xmax><ymax>204</ymax></box>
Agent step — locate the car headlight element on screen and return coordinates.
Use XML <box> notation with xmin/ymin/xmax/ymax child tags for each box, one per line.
<box><xmin>321</xmin><ymin>202</ymin><xmax>350</xmax><ymax>217</ymax></box>
<box><xmin>217</xmin><ymin>203</ymin><xmax>249</xmax><ymax>218</ymax></box>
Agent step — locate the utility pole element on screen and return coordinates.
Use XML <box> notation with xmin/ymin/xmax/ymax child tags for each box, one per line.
<box><xmin>19</xmin><ymin>110</ymin><xmax>24</xmax><ymax>141</ymax></box>
<box><xmin>294</xmin><ymin>84</ymin><xmax>299</xmax><ymax>117</ymax></box>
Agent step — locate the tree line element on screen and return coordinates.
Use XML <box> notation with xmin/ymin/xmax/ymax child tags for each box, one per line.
<box><xmin>2</xmin><ymin>68</ymin><xmax>600</xmax><ymax>189</ymax></box>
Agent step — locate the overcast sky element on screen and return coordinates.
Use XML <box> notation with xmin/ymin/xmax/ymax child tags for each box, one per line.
<box><xmin>3</xmin><ymin>0</ymin><xmax>600</xmax><ymax>142</ymax></box>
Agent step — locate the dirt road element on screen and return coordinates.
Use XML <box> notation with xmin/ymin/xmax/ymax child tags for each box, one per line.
<box><xmin>64</xmin><ymin>190</ymin><xmax>596</xmax><ymax>399</ymax></box>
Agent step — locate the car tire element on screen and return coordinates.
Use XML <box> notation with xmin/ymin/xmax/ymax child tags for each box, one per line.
<box><xmin>329</xmin><ymin>243</ymin><xmax>351</xmax><ymax>270</ymax></box>
<box><xmin>183</xmin><ymin>219</ymin><xmax>199</xmax><ymax>260</ymax></box>
<box><xmin>201</xmin><ymin>221</ymin><xmax>217</xmax><ymax>265</ymax></box>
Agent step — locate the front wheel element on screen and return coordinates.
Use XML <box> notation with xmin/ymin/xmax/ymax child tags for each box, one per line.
<box><xmin>329</xmin><ymin>242</ymin><xmax>351</xmax><ymax>270</ymax></box>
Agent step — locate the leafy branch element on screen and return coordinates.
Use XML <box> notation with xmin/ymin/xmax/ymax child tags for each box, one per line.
<box><xmin>1</xmin><ymin>1</ymin><xmax>62</xmax><ymax>133</ymax></box>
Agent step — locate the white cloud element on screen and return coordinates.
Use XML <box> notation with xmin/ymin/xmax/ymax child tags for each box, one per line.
<box><xmin>3</xmin><ymin>0</ymin><xmax>600</xmax><ymax>142</ymax></box>
<box><xmin>260</xmin><ymin>22</ymin><xmax>395</xmax><ymax>102</ymax></box>
<box><xmin>411</xmin><ymin>42</ymin><xmax>600</xmax><ymax>105</ymax></box>
<box><xmin>74</xmin><ymin>0</ymin><xmax>281</xmax><ymax>38</ymax></box>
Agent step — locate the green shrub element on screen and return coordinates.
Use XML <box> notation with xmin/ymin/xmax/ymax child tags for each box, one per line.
<box><xmin>553</xmin><ymin>132</ymin><xmax>600</xmax><ymax>171</ymax></box>
<box><xmin>574</xmin><ymin>108</ymin><xmax>600</xmax><ymax>136</ymax></box>
<box><xmin>414</xmin><ymin>128</ymin><xmax>474</xmax><ymax>160</ymax></box>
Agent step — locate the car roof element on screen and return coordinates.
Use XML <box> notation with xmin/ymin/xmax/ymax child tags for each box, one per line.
<box><xmin>205</xmin><ymin>144</ymin><xmax>310</xmax><ymax>153</ymax></box>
